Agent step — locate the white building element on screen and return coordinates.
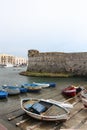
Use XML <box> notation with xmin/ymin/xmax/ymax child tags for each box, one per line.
<box><xmin>0</xmin><ymin>54</ymin><xmax>27</xmax><ymax>66</ymax></box>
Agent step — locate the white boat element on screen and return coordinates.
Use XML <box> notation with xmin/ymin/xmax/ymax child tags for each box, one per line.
<box><xmin>80</xmin><ymin>89</ymin><xmax>87</xmax><ymax>108</ymax></box>
<box><xmin>4</xmin><ymin>63</ymin><xmax>13</xmax><ymax>67</ymax></box>
<box><xmin>33</xmin><ymin>82</ymin><xmax>50</xmax><ymax>88</ymax></box>
<box><xmin>33</xmin><ymin>82</ymin><xmax>56</xmax><ymax>87</ymax></box>
<box><xmin>21</xmin><ymin>98</ymin><xmax>70</xmax><ymax>121</ymax></box>
<box><xmin>2</xmin><ymin>85</ymin><xmax>20</xmax><ymax>95</ymax></box>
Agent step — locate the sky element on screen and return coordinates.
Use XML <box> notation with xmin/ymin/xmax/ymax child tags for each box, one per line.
<box><xmin>0</xmin><ymin>0</ymin><xmax>87</xmax><ymax>58</ymax></box>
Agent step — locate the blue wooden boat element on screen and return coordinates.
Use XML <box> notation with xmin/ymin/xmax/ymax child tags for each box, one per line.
<box><xmin>49</xmin><ymin>82</ymin><xmax>56</xmax><ymax>87</ymax></box>
<box><xmin>33</xmin><ymin>82</ymin><xmax>50</xmax><ymax>88</ymax></box>
<box><xmin>0</xmin><ymin>90</ymin><xmax>8</xmax><ymax>99</ymax></box>
<box><xmin>21</xmin><ymin>83</ymin><xmax>42</xmax><ymax>92</ymax></box>
<box><xmin>3</xmin><ymin>85</ymin><xmax>27</xmax><ymax>94</ymax></box>
<box><xmin>2</xmin><ymin>85</ymin><xmax>20</xmax><ymax>95</ymax></box>
<box><xmin>19</xmin><ymin>87</ymin><xmax>27</xmax><ymax>93</ymax></box>
<box><xmin>33</xmin><ymin>82</ymin><xmax>56</xmax><ymax>87</ymax></box>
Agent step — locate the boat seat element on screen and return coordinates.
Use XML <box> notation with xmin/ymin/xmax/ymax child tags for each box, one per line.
<box><xmin>24</xmin><ymin>104</ymin><xmax>32</xmax><ymax>110</ymax></box>
<box><xmin>24</xmin><ymin>100</ymin><xmax>37</xmax><ymax>110</ymax></box>
<box><xmin>30</xmin><ymin>102</ymin><xmax>46</xmax><ymax>114</ymax></box>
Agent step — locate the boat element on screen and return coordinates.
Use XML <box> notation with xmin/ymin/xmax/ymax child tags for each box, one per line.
<box><xmin>21</xmin><ymin>98</ymin><xmax>70</xmax><ymax>121</ymax></box>
<box><xmin>48</xmin><ymin>82</ymin><xmax>56</xmax><ymax>87</ymax></box>
<box><xmin>21</xmin><ymin>83</ymin><xmax>42</xmax><ymax>92</ymax></box>
<box><xmin>80</xmin><ymin>89</ymin><xmax>87</xmax><ymax>108</ymax></box>
<box><xmin>33</xmin><ymin>82</ymin><xmax>56</xmax><ymax>88</ymax></box>
<box><xmin>2</xmin><ymin>85</ymin><xmax>20</xmax><ymax>95</ymax></box>
<box><xmin>4</xmin><ymin>63</ymin><xmax>13</xmax><ymax>67</ymax></box>
<box><xmin>0</xmin><ymin>64</ymin><xmax>6</xmax><ymax>68</ymax></box>
<box><xmin>0</xmin><ymin>87</ymin><xmax>8</xmax><ymax>99</ymax></box>
<box><xmin>0</xmin><ymin>90</ymin><xmax>8</xmax><ymax>99</ymax></box>
<box><xmin>19</xmin><ymin>87</ymin><xmax>27</xmax><ymax>93</ymax></box>
<box><xmin>14</xmin><ymin>84</ymin><xmax>28</xmax><ymax>93</ymax></box>
<box><xmin>33</xmin><ymin>82</ymin><xmax>50</xmax><ymax>88</ymax></box>
<box><xmin>62</xmin><ymin>85</ymin><xmax>83</xmax><ymax>97</ymax></box>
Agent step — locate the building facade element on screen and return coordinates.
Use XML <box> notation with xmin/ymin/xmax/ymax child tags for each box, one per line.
<box><xmin>0</xmin><ymin>54</ymin><xmax>27</xmax><ymax>66</ymax></box>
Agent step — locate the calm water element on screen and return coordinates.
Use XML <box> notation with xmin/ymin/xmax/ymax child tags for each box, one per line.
<box><xmin>0</xmin><ymin>67</ymin><xmax>87</xmax><ymax>114</ymax></box>
<box><xmin>0</xmin><ymin>67</ymin><xmax>87</xmax><ymax>87</ymax></box>
<box><xmin>0</xmin><ymin>67</ymin><xmax>87</xmax><ymax>130</ymax></box>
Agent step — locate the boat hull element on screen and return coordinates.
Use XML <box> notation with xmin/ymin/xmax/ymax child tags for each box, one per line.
<box><xmin>21</xmin><ymin>98</ymin><xmax>70</xmax><ymax>121</ymax></box>
<box><xmin>2</xmin><ymin>86</ymin><xmax>20</xmax><ymax>95</ymax></box>
<box><xmin>0</xmin><ymin>91</ymin><xmax>8</xmax><ymax>99</ymax></box>
<box><xmin>62</xmin><ymin>86</ymin><xmax>76</xmax><ymax>97</ymax></box>
<box><xmin>21</xmin><ymin>83</ymin><xmax>42</xmax><ymax>92</ymax></box>
<box><xmin>33</xmin><ymin>82</ymin><xmax>50</xmax><ymax>88</ymax></box>
<box><xmin>81</xmin><ymin>98</ymin><xmax>87</xmax><ymax>108</ymax></box>
<box><xmin>81</xmin><ymin>89</ymin><xmax>87</xmax><ymax>108</ymax></box>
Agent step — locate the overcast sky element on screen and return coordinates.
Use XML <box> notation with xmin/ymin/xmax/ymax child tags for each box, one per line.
<box><xmin>0</xmin><ymin>0</ymin><xmax>87</xmax><ymax>58</ymax></box>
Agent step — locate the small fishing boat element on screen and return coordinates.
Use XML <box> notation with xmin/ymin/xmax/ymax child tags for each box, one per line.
<box><xmin>33</xmin><ymin>82</ymin><xmax>56</xmax><ymax>88</ymax></box>
<box><xmin>0</xmin><ymin>87</ymin><xmax>8</xmax><ymax>99</ymax></box>
<box><xmin>0</xmin><ymin>90</ymin><xmax>8</xmax><ymax>99</ymax></box>
<box><xmin>62</xmin><ymin>85</ymin><xmax>83</xmax><ymax>97</ymax></box>
<box><xmin>21</xmin><ymin>83</ymin><xmax>42</xmax><ymax>92</ymax></box>
<box><xmin>12</xmin><ymin>84</ymin><xmax>28</xmax><ymax>93</ymax></box>
<box><xmin>19</xmin><ymin>87</ymin><xmax>27</xmax><ymax>93</ymax></box>
<box><xmin>33</xmin><ymin>82</ymin><xmax>50</xmax><ymax>88</ymax></box>
<box><xmin>2</xmin><ymin>85</ymin><xmax>20</xmax><ymax>95</ymax></box>
<box><xmin>21</xmin><ymin>98</ymin><xmax>70</xmax><ymax>121</ymax></box>
<box><xmin>48</xmin><ymin>82</ymin><xmax>56</xmax><ymax>87</ymax></box>
<box><xmin>80</xmin><ymin>89</ymin><xmax>87</xmax><ymax>108</ymax></box>
<box><xmin>4</xmin><ymin>63</ymin><xmax>13</xmax><ymax>68</ymax></box>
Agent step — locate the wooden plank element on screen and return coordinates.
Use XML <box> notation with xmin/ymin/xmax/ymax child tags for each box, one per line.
<box><xmin>1</xmin><ymin>85</ymin><xmax>87</xmax><ymax>130</ymax></box>
<box><xmin>16</xmin><ymin>118</ymin><xmax>29</xmax><ymax>126</ymax></box>
<box><xmin>71</xmin><ymin>117</ymin><xmax>87</xmax><ymax>129</ymax></box>
<box><xmin>8</xmin><ymin>112</ymin><xmax>25</xmax><ymax>121</ymax></box>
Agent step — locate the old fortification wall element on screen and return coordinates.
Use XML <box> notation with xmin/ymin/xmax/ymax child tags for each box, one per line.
<box><xmin>27</xmin><ymin>49</ymin><xmax>87</xmax><ymax>76</ymax></box>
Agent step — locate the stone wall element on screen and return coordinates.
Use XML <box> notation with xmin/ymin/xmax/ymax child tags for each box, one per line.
<box><xmin>27</xmin><ymin>49</ymin><xmax>87</xmax><ymax>76</ymax></box>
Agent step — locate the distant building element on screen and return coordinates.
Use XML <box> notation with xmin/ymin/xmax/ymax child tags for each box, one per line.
<box><xmin>0</xmin><ymin>54</ymin><xmax>27</xmax><ymax>66</ymax></box>
<box><xmin>15</xmin><ymin>56</ymin><xmax>28</xmax><ymax>66</ymax></box>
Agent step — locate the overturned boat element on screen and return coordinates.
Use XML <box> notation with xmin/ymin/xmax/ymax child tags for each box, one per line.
<box><xmin>62</xmin><ymin>85</ymin><xmax>83</xmax><ymax>97</ymax></box>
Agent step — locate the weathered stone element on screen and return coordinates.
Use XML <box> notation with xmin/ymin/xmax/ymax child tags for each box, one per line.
<box><xmin>27</xmin><ymin>50</ymin><xmax>87</xmax><ymax>76</ymax></box>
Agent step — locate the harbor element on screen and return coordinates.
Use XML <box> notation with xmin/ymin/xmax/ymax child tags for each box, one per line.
<box><xmin>0</xmin><ymin>86</ymin><xmax>87</xmax><ymax>130</ymax></box>
<box><xmin>0</xmin><ymin>68</ymin><xmax>87</xmax><ymax>130</ymax></box>
<box><xmin>1</xmin><ymin>0</ymin><xmax>87</xmax><ymax>129</ymax></box>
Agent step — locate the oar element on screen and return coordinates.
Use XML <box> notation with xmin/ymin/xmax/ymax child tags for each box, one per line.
<box><xmin>8</xmin><ymin>112</ymin><xmax>25</xmax><ymax>121</ymax></box>
<box><xmin>16</xmin><ymin>118</ymin><xmax>29</xmax><ymax>126</ymax></box>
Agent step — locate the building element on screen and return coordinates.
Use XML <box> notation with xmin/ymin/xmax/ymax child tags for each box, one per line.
<box><xmin>0</xmin><ymin>54</ymin><xmax>27</xmax><ymax>66</ymax></box>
